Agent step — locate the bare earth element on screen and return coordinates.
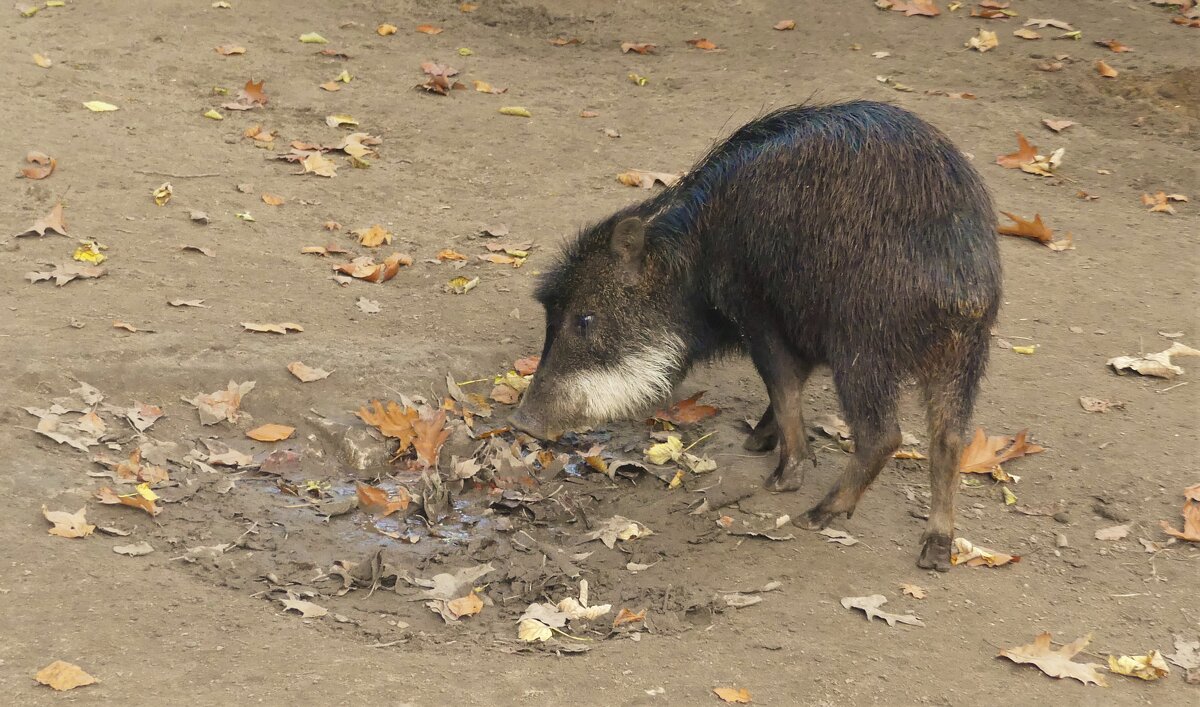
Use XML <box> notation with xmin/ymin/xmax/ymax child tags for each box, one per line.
<box><xmin>2</xmin><ymin>0</ymin><xmax>1198</xmax><ymax>704</ymax></box>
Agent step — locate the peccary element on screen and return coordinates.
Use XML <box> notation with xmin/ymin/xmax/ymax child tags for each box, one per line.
<box><xmin>510</xmin><ymin>101</ymin><xmax>1001</xmax><ymax>570</ymax></box>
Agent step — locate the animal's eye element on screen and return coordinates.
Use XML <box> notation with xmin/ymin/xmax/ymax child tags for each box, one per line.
<box><xmin>577</xmin><ymin>313</ymin><xmax>595</xmax><ymax>336</ymax></box>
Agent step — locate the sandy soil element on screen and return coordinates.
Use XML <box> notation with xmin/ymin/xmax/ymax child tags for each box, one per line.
<box><xmin>2</xmin><ymin>0</ymin><xmax>1198</xmax><ymax>704</ymax></box>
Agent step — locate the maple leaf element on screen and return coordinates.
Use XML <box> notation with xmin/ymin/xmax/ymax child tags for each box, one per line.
<box><xmin>841</xmin><ymin>594</ymin><xmax>925</xmax><ymax>627</ymax></box>
<box><xmin>997</xmin><ymin>211</ymin><xmax>1052</xmax><ymax>243</ymax></box>
<box><xmin>959</xmin><ymin>427</ymin><xmax>1044</xmax><ymax>479</ymax></box>
<box><xmin>999</xmin><ymin>633</ymin><xmax>1107</xmax><ymax>686</ymax></box>
<box><xmin>354</xmin><ymin>224</ymin><xmax>392</xmax><ymax>247</ymax></box>
<box><xmin>613</xmin><ymin>607</ymin><xmax>646</xmax><ymax>627</ymax></box>
<box><xmin>653</xmin><ymin>391</ymin><xmax>719</xmax><ymax>424</ymax></box>
<box><xmin>95</xmin><ymin>486</ymin><xmax>160</xmax><ymax>516</ymax></box>
<box><xmin>411</xmin><ymin>409</ymin><xmax>451</xmax><ymax>468</ymax></box>
<box><xmin>357</xmin><ymin>400</ymin><xmax>419</xmax><ymax>453</ymax></box>
<box><xmin>356</xmin><ymin>482</ymin><xmax>410</xmax><ymax>517</ymax></box>
<box><xmin>186</xmin><ymin>380</ymin><xmax>255</xmax><ymax>425</ymax></box>
<box><xmin>1160</xmin><ymin>490</ymin><xmax>1200</xmax><ymax>541</ymax></box>
<box><xmin>42</xmin><ymin>506</ymin><xmax>95</xmax><ymax>538</ymax></box>
<box><xmin>996</xmin><ymin>133</ymin><xmax>1038</xmax><ymax>168</ymax></box>
<box><xmin>15</xmin><ymin>203</ymin><xmax>67</xmax><ymax>237</ymax></box>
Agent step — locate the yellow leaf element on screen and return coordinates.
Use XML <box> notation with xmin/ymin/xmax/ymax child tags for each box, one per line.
<box><xmin>668</xmin><ymin>469</ymin><xmax>684</xmax><ymax>489</ymax></box>
<box><xmin>299</xmin><ymin>32</ymin><xmax>328</xmax><ymax>44</ymax></box>
<box><xmin>628</xmin><ymin>73</ymin><xmax>648</xmax><ymax>86</ymax></box>
<box><xmin>261</xmin><ymin>193</ymin><xmax>285</xmax><ymax>206</ymax></box>
<box><xmin>965</xmin><ymin>29</ymin><xmax>999</xmax><ymax>52</ymax></box>
<box><xmin>235</xmin><ymin>211</ymin><xmax>255</xmax><ymax>221</ymax></box>
<box><xmin>447</xmin><ymin>592</ymin><xmax>485</xmax><ymax>618</ymax></box>
<box><xmin>32</xmin><ymin>53</ymin><xmax>52</xmax><ymax>68</ymax></box>
<box><xmin>212</xmin><ymin>1</ymin><xmax>231</xmax><ymax>7</ymax></box>
<box><xmin>46</xmin><ymin>0</ymin><xmax>67</xmax><ymax>6</ymax></box>
<box><xmin>646</xmin><ymin>435</ymin><xmax>683</xmax><ymax>465</ymax></box>
<box><xmin>83</xmin><ymin>101</ymin><xmax>119</xmax><ymax>112</ymax></box>
<box><xmin>951</xmin><ymin>537</ymin><xmax>1020</xmax><ymax>567</ymax></box>
<box><xmin>377</xmin><ymin>23</ymin><xmax>398</xmax><ymax>36</ymax></box>
<box><xmin>247</xmin><ymin>423</ymin><xmax>295</xmax><ymax>442</ymax></box>
<box><xmin>153</xmin><ymin>182</ymin><xmax>173</xmax><ymax>206</ymax></box>
<box><xmin>518</xmin><ymin>618</ymin><xmax>552</xmax><ymax>642</ymax></box>
<box><xmin>325</xmin><ymin>114</ymin><xmax>358</xmax><ymax>127</ymax></box>
<box><xmin>72</xmin><ymin>241</ymin><xmax>107</xmax><ymax>265</ymax></box>
<box><xmin>35</xmin><ymin>660</ymin><xmax>97</xmax><ymax>691</ymax></box>
<box><xmin>1002</xmin><ymin>486</ymin><xmax>1018</xmax><ymax>505</ymax></box>
<box><xmin>446</xmin><ymin>276</ymin><xmax>480</xmax><ymax>294</ymax></box>
<box><xmin>458</xmin><ymin>47</ymin><xmax>473</xmax><ymax>56</ymax></box>
<box><xmin>1012</xmin><ymin>345</ymin><xmax>1037</xmax><ymax>355</ymax></box>
<box><xmin>354</xmin><ymin>224</ymin><xmax>392</xmax><ymax>247</ymax></box>
<box><xmin>203</xmin><ymin>109</ymin><xmax>224</xmax><ymax>120</ymax></box>
<box><xmin>19</xmin><ymin>4</ymin><xmax>39</xmax><ymax>16</ymax></box>
<box><xmin>135</xmin><ymin>483</ymin><xmax>159</xmax><ymax>501</ymax></box>
<box><xmin>1108</xmin><ymin>652</ymin><xmax>1170</xmax><ymax>681</ymax></box>
<box><xmin>301</xmin><ymin>153</ymin><xmax>338</xmax><ymax>177</ymax></box>
<box><xmin>336</xmin><ymin>69</ymin><xmax>352</xmax><ymax>83</ymax></box>
<box><xmin>42</xmin><ymin>506</ymin><xmax>95</xmax><ymax>539</ymax></box>
<box><xmin>999</xmin><ymin>633</ymin><xmax>1107</xmax><ymax>686</ymax></box>
<box><xmin>713</xmin><ymin>687</ymin><xmax>752</xmax><ymax>704</ymax></box>
<box><xmin>498</xmin><ymin>106</ymin><xmax>532</xmax><ymax>118</ymax></box>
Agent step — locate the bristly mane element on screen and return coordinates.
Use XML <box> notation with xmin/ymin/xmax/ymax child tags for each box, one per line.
<box><xmin>537</xmin><ymin>100</ymin><xmax>919</xmax><ymax>305</ymax></box>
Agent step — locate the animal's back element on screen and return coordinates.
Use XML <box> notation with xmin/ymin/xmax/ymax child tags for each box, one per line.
<box><xmin>657</xmin><ymin>101</ymin><xmax>1001</xmax><ymax>368</ymax></box>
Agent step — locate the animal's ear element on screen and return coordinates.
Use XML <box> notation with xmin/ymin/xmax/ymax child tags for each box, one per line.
<box><xmin>610</xmin><ymin>217</ymin><xmax>646</xmax><ymax>271</ymax></box>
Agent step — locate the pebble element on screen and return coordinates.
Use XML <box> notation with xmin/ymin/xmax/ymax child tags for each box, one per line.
<box><xmin>1055</xmin><ymin>533</ymin><xmax>1069</xmax><ymax>548</ymax></box>
<box><xmin>1053</xmin><ymin>511</ymin><xmax>1071</xmax><ymax>524</ymax></box>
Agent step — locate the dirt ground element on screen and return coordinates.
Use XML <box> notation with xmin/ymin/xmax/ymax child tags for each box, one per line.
<box><xmin>2</xmin><ymin>0</ymin><xmax>1198</xmax><ymax>704</ymax></box>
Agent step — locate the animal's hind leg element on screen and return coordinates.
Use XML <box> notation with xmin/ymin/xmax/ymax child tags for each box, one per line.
<box><xmin>743</xmin><ymin>405</ymin><xmax>779</xmax><ymax>452</ymax></box>
<box><xmin>745</xmin><ymin>323</ymin><xmax>814</xmax><ymax>492</ymax></box>
<box><xmin>917</xmin><ymin>334</ymin><xmax>987</xmax><ymax>571</ymax></box>
<box><xmin>799</xmin><ymin>363</ymin><xmax>901</xmax><ymax>528</ymax></box>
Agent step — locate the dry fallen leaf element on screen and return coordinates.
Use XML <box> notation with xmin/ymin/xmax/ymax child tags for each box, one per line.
<box><xmin>95</xmin><ymin>486</ymin><xmax>161</xmax><ymax>516</ymax></box>
<box><xmin>951</xmin><ymin>537</ymin><xmax>1020</xmax><ymax>567</ymax></box>
<box><xmin>335</xmin><ymin>253</ymin><xmax>411</xmax><ymax>282</ymax></box>
<box><xmin>1160</xmin><ymin>486</ymin><xmax>1200</xmax><ymax>542</ymax></box>
<box><xmin>685</xmin><ymin>38</ymin><xmax>718</xmax><ymax>50</ymax></box>
<box><xmin>1096</xmin><ymin>60</ymin><xmax>1118</xmax><ymax>78</ymax></box>
<box><xmin>774</xmin><ymin>19</ymin><xmax>796</xmax><ymax>30</ymax></box>
<box><xmin>587</xmin><ymin>516</ymin><xmax>653</xmax><ymax>549</ymax></box>
<box><xmin>959</xmin><ymin>427</ymin><xmax>1044</xmax><ymax>480</ymax></box>
<box><xmin>411</xmin><ymin>410</ymin><xmax>451</xmax><ymax>467</ymax></box>
<box><xmin>288</xmin><ymin>361</ymin><xmax>331</xmax><ymax>382</ymax></box>
<box><xmin>377</xmin><ymin>23</ymin><xmax>398</xmax><ymax>36</ymax></box>
<box><xmin>1079</xmin><ymin>396</ymin><xmax>1123</xmax><ymax>413</ymax></box>
<box><xmin>15</xmin><ymin>203</ymin><xmax>67</xmax><ymax>237</ymax></box>
<box><xmin>357</xmin><ymin>400</ymin><xmax>419</xmax><ymax>453</ymax></box>
<box><xmin>446</xmin><ymin>591</ymin><xmax>485</xmax><ymax>619</ymax></box>
<box><xmin>1108</xmin><ymin>652</ymin><xmax>1170</xmax><ymax>681</ymax></box>
<box><xmin>1141</xmin><ymin>191</ymin><xmax>1187</xmax><ymax>214</ymax></box>
<box><xmin>1013</xmin><ymin>28</ymin><xmax>1041</xmax><ymax>40</ymax></box>
<box><xmin>713</xmin><ymin>687</ymin><xmax>753</xmax><ymax>704</ymax></box>
<box><xmin>301</xmin><ymin>153</ymin><xmax>338</xmax><ymax>177</ymax></box>
<box><xmin>900</xmin><ymin>583</ymin><xmax>927</xmax><ymax>599</ymax></box>
<box><xmin>261</xmin><ymin>193</ymin><xmax>285</xmax><ymax>206</ymax></box>
<box><xmin>35</xmin><ymin>661</ymin><xmax>97</xmax><ymax>691</ymax></box>
<box><xmin>242</xmin><ymin>322</ymin><xmax>303</xmax><ymax>335</ymax></box>
<box><xmin>280</xmin><ymin>596</ymin><xmax>328</xmax><ymax>618</ymax></box>
<box><xmin>999</xmin><ymin>633</ymin><xmax>1107</xmax><ymax>686</ymax></box>
<box><xmin>185</xmin><ymin>380</ymin><xmax>255</xmax><ymax>425</ymax></box>
<box><xmin>354</xmin><ymin>224</ymin><xmax>392</xmax><ymax>247</ymax></box>
<box><xmin>498</xmin><ymin>106</ymin><xmax>532</xmax><ymax>117</ymax></box>
<box><xmin>1025</xmin><ymin>18</ymin><xmax>1074</xmax><ymax>30</ymax></box>
<box><xmin>1042</xmin><ymin>118</ymin><xmax>1076</xmax><ymax>132</ymax></box>
<box><xmin>356</xmin><ymin>482</ymin><xmax>410</xmax><ymax>517</ymax></box>
<box><xmin>841</xmin><ymin>595</ymin><xmax>924</xmax><ymax>627</ymax></box>
<box><xmin>613</xmin><ymin>607</ymin><xmax>646</xmax><ymax>627</ymax></box>
<box><xmin>1095</xmin><ymin>38</ymin><xmax>1133</xmax><ymax>53</ymax></box>
<box><xmin>653</xmin><ymin>391</ymin><xmax>719</xmax><ymax>424</ymax></box>
<box><xmin>996</xmin><ymin>133</ymin><xmax>1038</xmax><ymax>168</ymax></box>
<box><xmin>1095</xmin><ymin>523</ymin><xmax>1130</xmax><ymax>541</ymax></box>
<box><xmin>514</xmin><ymin>355</ymin><xmax>540</xmax><ymax>376</ymax></box>
<box><xmin>472</xmin><ymin>79</ymin><xmax>507</xmax><ymax>94</ymax></box>
<box><xmin>415</xmin><ymin>24</ymin><xmax>443</xmax><ymax>34</ymax></box>
<box><xmin>436</xmin><ymin>248</ymin><xmax>467</xmax><ymax>261</ymax></box>
<box><xmin>550</xmin><ymin>36</ymin><xmax>583</xmax><ymax>46</ymax></box>
<box><xmin>1108</xmin><ymin>342</ymin><xmax>1200</xmax><ymax>379</ymax></box>
<box><xmin>32</xmin><ymin>52</ymin><xmax>52</xmax><ymax>68</ymax></box>
<box><xmin>617</xmin><ymin>169</ymin><xmax>680</xmax><ymax>189</ymax></box>
<box><xmin>42</xmin><ymin>506</ymin><xmax>95</xmax><ymax>538</ymax></box>
<box><xmin>215</xmin><ymin>44</ymin><xmax>246</xmax><ymax>55</ymax></box>
<box><xmin>20</xmin><ymin>151</ymin><xmax>56</xmax><ymax>180</ymax></box>
<box><xmin>621</xmin><ymin>42</ymin><xmax>657</xmax><ymax>54</ymax></box>
<box><xmin>26</xmin><ymin>263</ymin><xmax>106</xmax><ymax>287</ymax></box>
<box><xmin>247</xmin><ymin>423</ymin><xmax>295</xmax><ymax>442</ymax></box>
<box><xmin>965</xmin><ymin>29</ymin><xmax>999</xmax><ymax>52</ymax></box>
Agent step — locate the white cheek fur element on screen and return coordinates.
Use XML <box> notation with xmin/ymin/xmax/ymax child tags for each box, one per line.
<box><xmin>562</xmin><ymin>335</ymin><xmax>686</xmax><ymax>421</ymax></box>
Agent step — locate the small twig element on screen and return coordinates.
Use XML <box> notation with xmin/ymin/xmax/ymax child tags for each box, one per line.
<box><xmin>1158</xmin><ymin>381</ymin><xmax>1189</xmax><ymax>393</ymax></box>
<box><xmin>134</xmin><ymin>169</ymin><xmax>221</xmax><ymax>178</ymax></box>
<box><xmin>683</xmin><ymin>431</ymin><xmax>716</xmax><ymax>452</ymax></box>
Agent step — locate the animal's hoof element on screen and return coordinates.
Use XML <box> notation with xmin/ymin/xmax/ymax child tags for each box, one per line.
<box><xmin>917</xmin><ymin>533</ymin><xmax>953</xmax><ymax>572</ymax></box>
<box><xmin>743</xmin><ymin>431</ymin><xmax>778</xmax><ymax>452</ymax></box>
<box><xmin>797</xmin><ymin>505</ymin><xmax>836</xmax><ymax>530</ymax></box>
<box><xmin>763</xmin><ymin>463</ymin><xmax>804</xmax><ymax>492</ymax></box>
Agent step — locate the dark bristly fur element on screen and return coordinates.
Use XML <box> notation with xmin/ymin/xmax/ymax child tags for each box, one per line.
<box><xmin>514</xmin><ymin>101</ymin><xmax>1002</xmax><ymax>570</ymax></box>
